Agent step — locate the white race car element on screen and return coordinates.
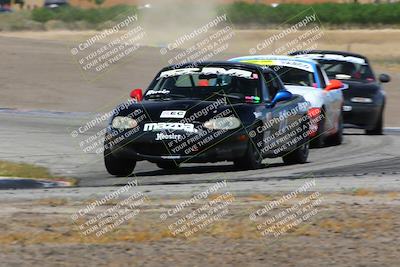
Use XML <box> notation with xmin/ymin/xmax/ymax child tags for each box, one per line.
<box><xmin>229</xmin><ymin>55</ymin><xmax>345</xmax><ymax>147</ymax></box>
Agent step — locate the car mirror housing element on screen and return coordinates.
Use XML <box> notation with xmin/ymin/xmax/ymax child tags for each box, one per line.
<box><xmin>325</xmin><ymin>79</ymin><xmax>343</xmax><ymax>91</ymax></box>
<box><xmin>379</xmin><ymin>73</ymin><xmax>391</xmax><ymax>83</ymax></box>
<box><xmin>130</xmin><ymin>88</ymin><xmax>143</xmax><ymax>102</ymax></box>
<box><xmin>271</xmin><ymin>90</ymin><xmax>293</xmax><ymax>106</ymax></box>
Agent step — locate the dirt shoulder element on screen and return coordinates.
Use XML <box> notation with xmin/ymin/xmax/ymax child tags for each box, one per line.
<box><xmin>0</xmin><ymin>190</ymin><xmax>399</xmax><ymax>267</ymax></box>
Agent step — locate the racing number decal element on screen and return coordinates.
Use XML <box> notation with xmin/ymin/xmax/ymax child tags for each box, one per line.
<box><xmin>278</xmin><ymin>111</ymin><xmax>288</xmax><ymax>131</ymax></box>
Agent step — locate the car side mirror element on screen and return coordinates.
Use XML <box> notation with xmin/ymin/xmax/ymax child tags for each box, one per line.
<box><xmin>379</xmin><ymin>73</ymin><xmax>390</xmax><ymax>83</ymax></box>
<box><xmin>130</xmin><ymin>88</ymin><xmax>143</xmax><ymax>102</ymax></box>
<box><xmin>271</xmin><ymin>90</ymin><xmax>293</xmax><ymax>106</ymax></box>
<box><xmin>325</xmin><ymin>79</ymin><xmax>343</xmax><ymax>91</ymax></box>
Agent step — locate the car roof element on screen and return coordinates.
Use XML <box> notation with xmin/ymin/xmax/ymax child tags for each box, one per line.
<box><xmin>290</xmin><ymin>50</ymin><xmax>369</xmax><ymax>61</ymax></box>
<box><xmin>229</xmin><ymin>55</ymin><xmax>318</xmax><ymax>66</ymax></box>
<box><xmin>45</xmin><ymin>0</ymin><xmax>68</xmax><ymax>4</ymax></box>
<box><xmin>162</xmin><ymin>61</ymin><xmax>276</xmax><ymax>73</ymax></box>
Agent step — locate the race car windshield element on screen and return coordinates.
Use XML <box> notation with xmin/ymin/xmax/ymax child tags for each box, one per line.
<box><xmin>146</xmin><ymin>66</ymin><xmax>262</xmax><ymax>103</ymax></box>
<box><xmin>274</xmin><ymin>66</ymin><xmax>316</xmax><ymax>87</ymax></box>
<box><xmin>319</xmin><ymin>60</ymin><xmax>375</xmax><ymax>82</ymax></box>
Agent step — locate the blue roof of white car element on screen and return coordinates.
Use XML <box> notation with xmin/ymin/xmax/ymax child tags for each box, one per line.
<box><xmin>229</xmin><ymin>55</ymin><xmax>318</xmax><ymax>66</ymax></box>
<box><xmin>229</xmin><ymin>55</ymin><xmax>319</xmax><ymax>73</ymax></box>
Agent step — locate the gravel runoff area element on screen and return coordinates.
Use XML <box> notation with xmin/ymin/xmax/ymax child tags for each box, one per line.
<box><xmin>0</xmin><ymin>177</ymin><xmax>400</xmax><ymax>267</ymax></box>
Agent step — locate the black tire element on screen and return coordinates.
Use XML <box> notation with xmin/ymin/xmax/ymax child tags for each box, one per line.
<box><xmin>104</xmin><ymin>149</ymin><xmax>136</xmax><ymax>177</ymax></box>
<box><xmin>310</xmin><ymin>109</ymin><xmax>326</xmax><ymax>148</ymax></box>
<box><xmin>234</xmin><ymin>142</ymin><xmax>263</xmax><ymax>170</ymax></box>
<box><xmin>326</xmin><ymin>112</ymin><xmax>343</xmax><ymax>146</ymax></box>
<box><xmin>156</xmin><ymin>161</ymin><xmax>180</xmax><ymax>170</ymax></box>
<box><xmin>282</xmin><ymin>135</ymin><xmax>310</xmax><ymax>165</ymax></box>
<box><xmin>365</xmin><ymin>111</ymin><xmax>383</xmax><ymax>135</ymax></box>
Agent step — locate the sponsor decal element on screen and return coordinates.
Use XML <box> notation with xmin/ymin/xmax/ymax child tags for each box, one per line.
<box><xmin>143</xmin><ymin>122</ymin><xmax>198</xmax><ymax>133</ymax></box>
<box><xmin>156</xmin><ymin>133</ymin><xmax>182</xmax><ymax>141</ymax></box>
<box><xmin>300</xmin><ymin>54</ymin><xmax>366</xmax><ymax>65</ymax></box>
<box><xmin>159</xmin><ymin>67</ymin><xmax>256</xmax><ymax>79</ymax></box>
<box><xmin>240</xmin><ymin>59</ymin><xmax>314</xmax><ymax>72</ymax></box>
<box><xmin>278</xmin><ymin>110</ymin><xmax>289</xmax><ymax>131</ymax></box>
<box><xmin>245</xmin><ymin>96</ymin><xmax>261</xmax><ymax>103</ymax></box>
<box><xmin>159</xmin><ymin>68</ymin><xmax>200</xmax><ymax>78</ymax></box>
<box><xmin>201</xmin><ymin>67</ymin><xmax>255</xmax><ymax>79</ymax></box>
<box><xmin>161</xmin><ymin>155</ymin><xmax>181</xmax><ymax>159</ymax></box>
<box><xmin>160</xmin><ymin>110</ymin><xmax>186</xmax><ymax>119</ymax></box>
<box><xmin>146</xmin><ymin>89</ymin><xmax>170</xmax><ymax>96</ymax></box>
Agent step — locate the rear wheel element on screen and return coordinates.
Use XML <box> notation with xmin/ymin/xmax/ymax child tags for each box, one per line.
<box><xmin>234</xmin><ymin>142</ymin><xmax>263</xmax><ymax>170</ymax></box>
<box><xmin>156</xmin><ymin>162</ymin><xmax>180</xmax><ymax>170</ymax></box>
<box><xmin>366</xmin><ymin>111</ymin><xmax>383</xmax><ymax>135</ymax></box>
<box><xmin>326</xmin><ymin>112</ymin><xmax>343</xmax><ymax>146</ymax></box>
<box><xmin>104</xmin><ymin>149</ymin><xmax>136</xmax><ymax>177</ymax></box>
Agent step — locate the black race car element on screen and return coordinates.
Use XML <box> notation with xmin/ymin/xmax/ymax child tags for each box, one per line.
<box><xmin>290</xmin><ymin>50</ymin><xmax>390</xmax><ymax>135</ymax></box>
<box><xmin>104</xmin><ymin>62</ymin><xmax>311</xmax><ymax>176</ymax></box>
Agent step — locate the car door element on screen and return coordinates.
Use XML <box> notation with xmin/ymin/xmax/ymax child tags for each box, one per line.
<box><xmin>317</xmin><ymin>66</ymin><xmax>342</xmax><ymax>133</ymax></box>
<box><xmin>262</xmin><ymin>71</ymin><xmax>300</xmax><ymax>155</ymax></box>
<box><xmin>253</xmin><ymin>71</ymin><xmax>279</xmax><ymax>155</ymax></box>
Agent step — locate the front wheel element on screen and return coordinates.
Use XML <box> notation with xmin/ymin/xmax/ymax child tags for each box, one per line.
<box><xmin>234</xmin><ymin>142</ymin><xmax>263</xmax><ymax>170</ymax></box>
<box><xmin>104</xmin><ymin>149</ymin><xmax>136</xmax><ymax>177</ymax></box>
<box><xmin>282</xmin><ymin>138</ymin><xmax>309</xmax><ymax>165</ymax></box>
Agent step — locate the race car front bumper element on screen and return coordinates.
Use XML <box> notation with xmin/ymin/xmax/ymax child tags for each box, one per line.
<box><xmin>342</xmin><ymin>102</ymin><xmax>382</xmax><ymax>130</ymax></box>
<box><xmin>106</xmin><ymin>129</ymin><xmax>250</xmax><ymax>164</ymax></box>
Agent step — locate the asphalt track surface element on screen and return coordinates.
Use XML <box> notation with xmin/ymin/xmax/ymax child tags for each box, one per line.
<box><xmin>1</xmin><ymin>109</ymin><xmax>400</xmax><ymax>189</ymax></box>
<box><xmin>0</xmin><ymin>35</ymin><xmax>399</xmax><ymax>191</ymax></box>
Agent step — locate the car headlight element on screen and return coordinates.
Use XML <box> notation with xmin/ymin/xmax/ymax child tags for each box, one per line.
<box><xmin>351</xmin><ymin>97</ymin><xmax>373</xmax><ymax>103</ymax></box>
<box><xmin>203</xmin><ymin>117</ymin><xmax>241</xmax><ymax>130</ymax></box>
<box><xmin>112</xmin><ymin>116</ymin><xmax>138</xmax><ymax>129</ymax></box>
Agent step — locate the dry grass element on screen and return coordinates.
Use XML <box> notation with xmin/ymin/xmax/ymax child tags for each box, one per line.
<box><xmin>0</xmin><ymin>160</ymin><xmax>77</xmax><ymax>185</ymax></box>
<box><xmin>352</xmin><ymin>188</ymin><xmax>376</xmax><ymax>197</ymax></box>
<box><xmin>246</xmin><ymin>194</ymin><xmax>273</xmax><ymax>201</ymax></box>
<box><xmin>1</xmin><ymin>192</ymin><xmax>398</xmax><ymax>245</ymax></box>
<box><xmin>0</xmin><ymin>160</ymin><xmax>54</xmax><ymax>178</ymax></box>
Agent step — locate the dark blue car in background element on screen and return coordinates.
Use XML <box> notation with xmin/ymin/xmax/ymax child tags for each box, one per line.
<box><xmin>291</xmin><ymin>50</ymin><xmax>390</xmax><ymax>135</ymax></box>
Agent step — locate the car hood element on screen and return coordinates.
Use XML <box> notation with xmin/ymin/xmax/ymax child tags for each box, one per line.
<box><xmin>341</xmin><ymin>80</ymin><xmax>380</xmax><ymax>99</ymax></box>
<box><xmin>114</xmin><ymin>99</ymin><xmax>258</xmax><ymax>125</ymax></box>
<box><xmin>285</xmin><ymin>85</ymin><xmax>324</xmax><ymax>108</ymax></box>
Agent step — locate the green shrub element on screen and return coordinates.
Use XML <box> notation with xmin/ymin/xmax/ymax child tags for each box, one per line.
<box><xmin>220</xmin><ymin>2</ymin><xmax>400</xmax><ymax>25</ymax></box>
<box><xmin>31</xmin><ymin>7</ymin><xmax>55</xmax><ymax>23</ymax></box>
<box><xmin>29</xmin><ymin>2</ymin><xmax>400</xmax><ymax>27</ymax></box>
<box><xmin>31</xmin><ymin>5</ymin><xmax>137</xmax><ymax>24</ymax></box>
